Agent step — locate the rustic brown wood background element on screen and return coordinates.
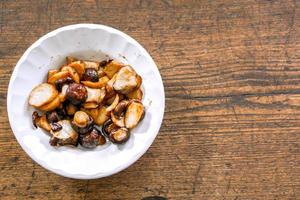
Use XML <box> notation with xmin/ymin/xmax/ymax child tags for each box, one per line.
<box><xmin>0</xmin><ymin>0</ymin><xmax>300</xmax><ymax>199</ymax></box>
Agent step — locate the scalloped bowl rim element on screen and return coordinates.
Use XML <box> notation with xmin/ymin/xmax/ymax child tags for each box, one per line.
<box><xmin>7</xmin><ymin>24</ymin><xmax>165</xmax><ymax>179</ymax></box>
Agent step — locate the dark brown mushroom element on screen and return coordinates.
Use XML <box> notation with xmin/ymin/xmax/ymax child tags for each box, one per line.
<box><xmin>109</xmin><ymin>128</ymin><xmax>130</xmax><ymax>144</ymax></box>
<box><xmin>66</xmin><ymin>83</ymin><xmax>88</xmax><ymax>105</ymax></box>
<box><xmin>82</xmin><ymin>68</ymin><xmax>99</xmax><ymax>82</ymax></box>
<box><xmin>50</xmin><ymin>122</ymin><xmax>63</xmax><ymax>132</ymax></box>
<box><xmin>102</xmin><ymin>119</ymin><xmax>118</xmax><ymax>137</ymax></box>
<box><xmin>102</xmin><ymin>119</ymin><xmax>130</xmax><ymax>144</ymax></box>
<box><xmin>113</xmin><ymin>100</ymin><xmax>129</xmax><ymax>117</ymax></box>
<box><xmin>79</xmin><ymin>127</ymin><xmax>106</xmax><ymax>148</ymax></box>
<box><xmin>32</xmin><ymin>111</ymin><xmax>40</xmax><ymax>128</ymax></box>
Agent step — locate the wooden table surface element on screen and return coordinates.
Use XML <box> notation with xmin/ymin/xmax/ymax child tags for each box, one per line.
<box><xmin>1</xmin><ymin>0</ymin><xmax>300</xmax><ymax>199</ymax></box>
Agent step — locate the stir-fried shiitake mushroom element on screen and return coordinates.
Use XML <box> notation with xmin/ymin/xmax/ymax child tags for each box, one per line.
<box><xmin>32</xmin><ymin>111</ymin><xmax>51</xmax><ymax>131</ymax></box>
<box><xmin>29</xmin><ymin>57</ymin><xmax>145</xmax><ymax>148</ymax></box>
<box><xmin>79</xmin><ymin>127</ymin><xmax>106</xmax><ymax>148</ymax></box>
<box><xmin>66</xmin><ymin>83</ymin><xmax>88</xmax><ymax>105</ymax></box>
<box><xmin>82</xmin><ymin>68</ymin><xmax>99</xmax><ymax>82</ymax></box>
<box><xmin>71</xmin><ymin>111</ymin><xmax>94</xmax><ymax>134</ymax></box>
<box><xmin>49</xmin><ymin>120</ymin><xmax>78</xmax><ymax>146</ymax></box>
<box><xmin>102</xmin><ymin>119</ymin><xmax>130</xmax><ymax>144</ymax></box>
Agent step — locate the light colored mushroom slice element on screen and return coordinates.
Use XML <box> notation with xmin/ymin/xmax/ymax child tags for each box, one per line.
<box><xmin>66</xmin><ymin>56</ymin><xmax>77</xmax><ymax>64</ymax></box>
<box><xmin>58</xmin><ymin>84</ymin><xmax>69</xmax><ymax>102</ymax></box>
<box><xmin>48</xmin><ymin>69</ymin><xmax>59</xmax><ymax>79</ymax></box>
<box><xmin>136</xmin><ymin>75</ymin><xmax>142</xmax><ymax>88</ymax></box>
<box><xmin>125</xmin><ymin>101</ymin><xmax>145</xmax><ymax>129</ymax></box>
<box><xmin>81</xmin><ymin>76</ymin><xmax>109</xmax><ymax>88</ymax></box>
<box><xmin>83</xmin><ymin>102</ymin><xmax>99</xmax><ymax>109</ymax></box>
<box><xmin>106</xmin><ymin>94</ymin><xmax>120</xmax><ymax>112</ymax></box>
<box><xmin>95</xmin><ymin>106</ymin><xmax>110</xmax><ymax>126</ymax></box>
<box><xmin>68</xmin><ymin>61</ymin><xmax>85</xmax><ymax>76</ymax></box>
<box><xmin>50</xmin><ymin>120</ymin><xmax>78</xmax><ymax>146</ymax></box>
<box><xmin>111</xmin><ymin>111</ymin><xmax>125</xmax><ymax>127</ymax></box>
<box><xmin>29</xmin><ymin>83</ymin><xmax>59</xmax><ymax>107</ymax></box>
<box><xmin>103</xmin><ymin>60</ymin><xmax>124</xmax><ymax>78</ymax></box>
<box><xmin>38</xmin><ymin>96</ymin><xmax>61</xmax><ymax>111</ymax></box>
<box><xmin>61</xmin><ymin>66</ymin><xmax>80</xmax><ymax>83</ymax></box>
<box><xmin>84</xmin><ymin>61</ymin><xmax>99</xmax><ymax>70</ymax></box>
<box><xmin>106</xmin><ymin>73</ymin><xmax>117</xmax><ymax>98</ymax></box>
<box><xmin>85</xmin><ymin>87</ymin><xmax>106</xmax><ymax>104</ymax></box>
<box><xmin>113</xmin><ymin>66</ymin><xmax>139</xmax><ymax>94</ymax></box>
<box><xmin>47</xmin><ymin>70</ymin><xmax>70</xmax><ymax>84</ymax></box>
<box><xmin>126</xmin><ymin>88</ymin><xmax>143</xmax><ymax>100</ymax></box>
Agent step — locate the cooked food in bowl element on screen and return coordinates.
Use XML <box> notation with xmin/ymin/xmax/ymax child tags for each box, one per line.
<box><xmin>28</xmin><ymin>57</ymin><xmax>145</xmax><ymax>148</ymax></box>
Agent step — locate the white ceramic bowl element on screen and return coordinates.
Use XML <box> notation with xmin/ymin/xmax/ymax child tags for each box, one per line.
<box><xmin>7</xmin><ymin>24</ymin><xmax>165</xmax><ymax>179</ymax></box>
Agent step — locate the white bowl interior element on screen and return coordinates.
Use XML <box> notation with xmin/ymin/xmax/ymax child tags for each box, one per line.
<box><xmin>7</xmin><ymin>24</ymin><xmax>164</xmax><ymax>179</ymax></box>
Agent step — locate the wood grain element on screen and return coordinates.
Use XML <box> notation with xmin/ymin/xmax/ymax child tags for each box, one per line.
<box><xmin>0</xmin><ymin>0</ymin><xmax>300</xmax><ymax>199</ymax></box>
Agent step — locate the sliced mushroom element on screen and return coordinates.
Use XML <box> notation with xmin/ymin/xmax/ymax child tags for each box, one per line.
<box><xmin>136</xmin><ymin>75</ymin><xmax>142</xmax><ymax>89</ymax></box>
<box><xmin>113</xmin><ymin>66</ymin><xmax>140</xmax><ymax>94</ymax></box>
<box><xmin>96</xmin><ymin>106</ymin><xmax>111</xmax><ymax>126</ymax></box>
<box><xmin>126</xmin><ymin>88</ymin><xmax>143</xmax><ymax>100</ymax></box>
<box><xmin>85</xmin><ymin>87</ymin><xmax>106</xmax><ymax>105</ymax></box>
<box><xmin>110</xmin><ymin>100</ymin><xmax>129</xmax><ymax>127</ymax></box>
<box><xmin>61</xmin><ymin>66</ymin><xmax>80</xmax><ymax>83</ymax></box>
<box><xmin>103</xmin><ymin>60</ymin><xmax>124</xmax><ymax>78</ymax></box>
<box><xmin>38</xmin><ymin>96</ymin><xmax>61</xmax><ymax>112</ymax></box>
<box><xmin>66</xmin><ymin>83</ymin><xmax>88</xmax><ymax>105</ymax></box>
<box><xmin>47</xmin><ymin>71</ymin><xmax>70</xmax><ymax>84</ymax></box>
<box><xmin>29</xmin><ymin>83</ymin><xmax>58</xmax><ymax>107</ymax></box>
<box><xmin>50</xmin><ymin>120</ymin><xmax>78</xmax><ymax>146</ymax></box>
<box><xmin>125</xmin><ymin>100</ymin><xmax>145</xmax><ymax>129</ymax></box>
<box><xmin>111</xmin><ymin>111</ymin><xmax>125</xmax><ymax>127</ymax></box>
<box><xmin>106</xmin><ymin>94</ymin><xmax>119</xmax><ymax>112</ymax></box>
<box><xmin>81</xmin><ymin>76</ymin><xmax>109</xmax><ymax>89</ymax></box>
<box><xmin>106</xmin><ymin>73</ymin><xmax>117</xmax><ymax>97</ymax></box>
<box><xmin>68</xmin><ymin>61</ymin><xmax>85</xmax><ymax>76</ymax></box>
<box><xmin>32</xmin><ymin>111</ymin><xmax>51</xmax><ymax>132</ymax></box>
